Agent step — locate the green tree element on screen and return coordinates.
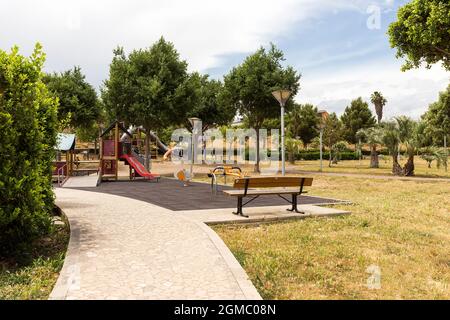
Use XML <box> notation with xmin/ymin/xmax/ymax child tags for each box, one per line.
<box><xmin>0</xmin><ymin>44</ymin><xmax>58</xmax><ymax>252</ymax></box>
<box><xmin>44</xmin><ymin>66</ymin><xmax>101</xmax><ymax>130</ymax></box>
<box><xmin>420</xmin><ymin>146</ymin><xmax>447</xmax><ymax>169</ymax></box>
<box><xmin>221</xmin><ymin>44</ymin><xmax>301</xmax><ymax>172</ymax></box>
<box><xmin>381</xmin><ymin>121</ymin><xmax>403</xmax><ymax>175</ymax></box>
<box><xmin>422</xmin><ymin>84</ymin><xmax>450</xmax><ymax>146</ymax></box>
<box><xmin>287</xmin><ymin>103</ymin><xmax>320</xmax><ymax>149</ymax></box>
<box><xmin>388</xmin><ymin>0</ymin><xmax>450</xmax><ymax>71</ymax></box>
<box><xmin>186</xmin><ymin>73</ymin><xmax>235</xmax><ymax>131</ymax></box>
<box><xmin>322</xmin><ymin>113</ymin><xmax>343</xmax><ymax>167</ymax></box>
<box><xmin>380</xmin><ymin>117</ymin><xmax>422</xmax><ymax>176</ymax></box>
<box><xmin>330</xmin><ymin>141</ymin><xmax>347</xmax><ymax>165</ymax></box>
<box><xmin>396</xmin><ymin>116</ymin><xmax>421</xmax><ymax>176</ymax></box>
<box><xmin>341</xmin><ymin>97</ymin><xmax>376</xmax><ymax>145</ymax></box>
<box><xmin>356</xmin><ymin>126</ymin><xmax>383</xmax><ymax>168</ymax></box>
<box><xmin>102</xmin><ymin>37</ymin><xmax>198</xmax><ymax>169</ymax></box>
<box><xmin>285</xmin><ymin>137</ymin><xmax>301</xmax><ymax>164</ymax></box>
<box><xmin>370</xmin><ymin>91</ymin><xmax>387</xmax><ymax>123</ymax></box>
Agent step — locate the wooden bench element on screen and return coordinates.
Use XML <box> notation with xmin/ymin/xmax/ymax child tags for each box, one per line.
<box><xmin>223</xmin><ymin>176</ymin><xmax>313</xmax><ymax>217</ymax></box>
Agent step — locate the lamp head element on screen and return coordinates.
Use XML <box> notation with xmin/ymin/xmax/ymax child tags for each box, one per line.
<box><xmin>272</xmin><ymin>89</ymin><xmax>292</xmax><ymax>107</ymax></box>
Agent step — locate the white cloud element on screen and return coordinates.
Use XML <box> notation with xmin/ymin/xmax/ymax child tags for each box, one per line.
<box><xmin>1</xmin><ymin>0</ymin><xmax>445</xmax><ymax>119</ymax></box>
<box><xmin>0</xmin><ymin>0</ymin><xmax>381</xmax><ymax>86</ymax></box>
<box><xmin>297</xmin><ymin>61</ymin><xmax>450</xmax><ymax>119</ymax></box>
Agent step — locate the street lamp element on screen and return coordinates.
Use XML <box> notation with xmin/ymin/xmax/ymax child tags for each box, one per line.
<box><xmin>272</xmin><ymin>89</ymin><xmax>292</xmax><ymax>176</ymax></box>
<box><xmin>188</xmin><ymin>117</ymin><xmax>201</xmax><ymax>178</ymax></box>
<box><xmin>317</xmin><ymin>110</ymin><xmax>329</xmax><ymax>172</ymax></box>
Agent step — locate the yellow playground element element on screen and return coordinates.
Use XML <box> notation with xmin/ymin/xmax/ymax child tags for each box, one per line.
<box><xmin>208</xmin><ymin>166</ymin><xmax>249</xmax><ymax>193</ymax></box>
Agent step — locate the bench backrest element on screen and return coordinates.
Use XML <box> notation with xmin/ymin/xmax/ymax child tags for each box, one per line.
<box><xmin>233</xmin><ymin>176</ymin><xmax>313</xmax><ymax>192</ymax></box>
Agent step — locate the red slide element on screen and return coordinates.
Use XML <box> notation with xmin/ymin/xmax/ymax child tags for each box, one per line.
<box><xmin>120</xmin><ymin>154</ymin><xmax>160</xmax><ymax>180</ymax></box>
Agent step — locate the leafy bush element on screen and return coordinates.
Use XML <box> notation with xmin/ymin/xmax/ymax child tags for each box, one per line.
<box><xmin>0</xmin><ymin>45</ymin><xmax>58</xmax><ymax>253</ymax></box>
<box><xmin>295</xmin><ymin>150</ymin><xmax>359</xmax><ymax>161</ymax></box>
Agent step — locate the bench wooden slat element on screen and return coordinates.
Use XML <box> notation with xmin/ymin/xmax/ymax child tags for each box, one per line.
<box><xmin>224</xmin><ymin>176</ymin><xmax>314</xmax><ymax>217</ymax></box>
<box><xmin>233</xmin><ymin>176</ymin><xmax>313</xmax><ymax>189</ymax></box>
<box><xmin>224</xmin><ymin>188</ymin><xmax>307</xmax><ymax>196</ymax></box>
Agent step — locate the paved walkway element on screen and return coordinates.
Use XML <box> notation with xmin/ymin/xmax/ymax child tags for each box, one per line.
<box><xmin>62</xmin><ymin>174</ymin><xmax>98</xmax><ymax>188</ymax></box>
<box><xmin>51</xmin><ymin>188</ymin><xmax>261</xmax><ymax>300</ymax></box>
<box><xmin>51</xmin><ymin>188</ymin><xmax>349</xmax><ymax>300</ymax></box>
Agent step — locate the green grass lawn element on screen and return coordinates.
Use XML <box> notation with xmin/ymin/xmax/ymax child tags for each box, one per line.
<box><xmin>0</xmin><ymin>222</ymin><xmax>69</xmax><ymax>300</ymax></box>
<box><xmin>288</xmin><ymin>158</ymin><xmax>450</xmax><ymax>178</ymax></box>
<box><xmin>213</xmin><ymin>176</ymin><xmax>450</xmax><ymax>299</ymax></box>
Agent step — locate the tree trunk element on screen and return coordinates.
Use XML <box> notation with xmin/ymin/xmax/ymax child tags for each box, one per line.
<box><xmin>254</xmin><ymin>128</ymin><xmax>260</xmax><ymax>173</ymax></box>
<box><xmin>329</xmin><ymin>148</ymin><xmax>332</xmax><ymax>167</ymax></box>
<box><xmin>288</xmin><ymin>151</ymin><xmax>295</xmax><ymax>164</ymax></box>
<box><xmin>391</xmin><ymin>153</ymin><xmax>403</xmax><ymax>176</ymax></box>
<box><xmin>94</xmin><ymin>138</ymin><xmax>98</xmax><ymax>157</ymax></box>
<box><xmin>144</xmin><ymin>127</ymin><xmax>151</xmax><ymax>171</ymax></box>
<box><xmin>403</xmin><ymin>154</ymin><xmax>415</xmax><ymax>176</ymax></box>
<box><xmin>370</xmin><ymin>144</ymin><xmax>379</xmax><ymax>168</ymax></box>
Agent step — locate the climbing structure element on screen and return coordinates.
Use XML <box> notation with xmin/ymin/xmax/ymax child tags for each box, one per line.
<box><xmin>99</xmin><ymin>120</ymin><xmax>160</xmax><ymax>182</ymax></box>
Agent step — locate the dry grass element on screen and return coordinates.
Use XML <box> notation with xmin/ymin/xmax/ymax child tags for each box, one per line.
<box><xmin>289</xmin><ymin>158</ymin><xmax>450</xmax><ymax>178</ymax></box>
<box><xmin>213</xmin><ymin>176</ymin><xmax>450</xmax><ymax>299</ymax></box>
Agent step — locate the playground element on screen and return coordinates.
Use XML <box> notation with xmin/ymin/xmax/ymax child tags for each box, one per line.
<box><xmin>2</xmin><ymin>1</ymin><xmax>449</xmax><ymax>302</ymax></box>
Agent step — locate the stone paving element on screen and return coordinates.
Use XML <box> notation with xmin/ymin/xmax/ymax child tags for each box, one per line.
<box><xmin>51</xmin><ymin>188</ymin><xmax>261</xmax><ymax>300</ymax></box>
<box><xmin>62</xmin><ymin>174</ymin><xmax>98</xmax><ymax>188</ymax></box>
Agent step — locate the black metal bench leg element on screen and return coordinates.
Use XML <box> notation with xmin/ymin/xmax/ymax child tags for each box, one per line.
<box><xmin>233</xmin><ymin>196</ymin><xmax>249</xmax><ymax>218</ymax></box>
<box><xmin>287</xmin><ymin>194</ymin><xmax>305</xmax><ymax>214</ymax></box>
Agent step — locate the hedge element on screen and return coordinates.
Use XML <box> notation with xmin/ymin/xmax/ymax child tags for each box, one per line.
<box><xmin>0</xmin><ymin>45</ymin><xmax>58</xmax><ymax>253</ymax></box>
<box><xmin>295</xmin><ymin>151</ymin><xmax>359</xmax><ymax>161</ymax></box>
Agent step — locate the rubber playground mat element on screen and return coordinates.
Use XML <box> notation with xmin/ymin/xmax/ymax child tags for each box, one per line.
<box><xmin>72</xmin><ymin>178</ymin><xmax>348</xmax><ymax>211</ymax></box>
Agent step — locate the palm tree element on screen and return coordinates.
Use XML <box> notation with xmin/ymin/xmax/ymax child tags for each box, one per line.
<box><xmin>371</xmin><ymin>91</ymin><xmax>387</xmax><ymax>124</ymax></box>
<box><xmin>285</xmin><ymin>137</ymin><xmax>301</xmax><ymax>164</ymax></box>
<box><xmin>357</xmin><ymin>127</ymin><xmax>383</xmax><ymax>168</ymax></box>
<box><xmin>396</xmin><ymin>116</ymin><xmax>420</xmax><ymax>176</ymax></box>
<box><xmin>331</xmin><ymin>141</ymin><xmax>347</xmax><ymax>165</ymax></box>
<box><xmin>381</xmin><ymin>121</ymin><xmax>403</xmax><ymax>175</ymax></box>
<box><xmin>419</xmin><ymin>146</ymin><xmax>448</xmax><ymax>169</ymax></box>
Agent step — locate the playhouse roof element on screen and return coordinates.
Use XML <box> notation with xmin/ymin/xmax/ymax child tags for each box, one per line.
<box><xmin>100</xmin><ymin>120</ymin><xmax>132</xmax><ymax>138</ymax></box>
<box><xmin>56</xmin><ymin>133</ymin><xmax>76</xmax><ymax>151</ymax></box>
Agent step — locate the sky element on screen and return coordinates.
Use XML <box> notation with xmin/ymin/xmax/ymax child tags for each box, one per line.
<box><xmin>1</xmin><ymin>0</ymin><xmax>449</xmax><ymax>119</ymax></box>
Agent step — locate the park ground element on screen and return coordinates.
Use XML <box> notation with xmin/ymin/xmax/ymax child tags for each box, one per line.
<box><xmin>1</xmin><ymin>158</ymin><xmax>449</xmax><ymax>299</ymax></box>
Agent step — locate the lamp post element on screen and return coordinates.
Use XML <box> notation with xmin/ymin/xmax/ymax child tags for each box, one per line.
<box><xmin>272</xmin><ymin>89</ymin><xmax>292</xmax><ymax>176</ymax></box>
<box><xmin>317</xmin><ymin>110</ymin><xmax>329</xmax><ymax>172</ymax></box>
<box><xmin>188</xmin><ymin>117</ymin><xmax>201</xmax><ymax>178</ymax></box>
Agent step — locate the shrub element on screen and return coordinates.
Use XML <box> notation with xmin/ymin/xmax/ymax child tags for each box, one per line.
<box><xmin>0</xmin><ymin>44</ymin><xmax>58</xmax><ymax>253</ymax></box>
<box><xmin>295</xmin><ymin>150</ymin><xmax>359</xmax><ymax>161</ymax></box>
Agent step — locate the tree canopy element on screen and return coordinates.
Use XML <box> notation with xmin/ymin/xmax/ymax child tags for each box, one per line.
<box><xmin>370</xmin><ymin>91</ymin><xmax>387</xmax><ymax>123</ymax></box>
<box><xmin>287</xmin><ymin>103</ymin><xmax>320</xmax><ymax>148</ymax></box>
<box><xmin>341</xmin><ymin>97</ymin><xmax>376</xmax><ymax>144</ymax></box>
<box><xmin>322</xmin><ymin>112</ymin><xmax>342</xmax><ymax>150</ymax></box>
<box><xmin>44</xmin><ymin>66</ymin><xmax>101</xmax><ymax>130</ymax></box>
<box><xmin>102</xmin><ymin>37</ymin><xmax>200</xmax><ymax>169</ymax></box>
<box><xmin>422</xmin><ymin>84</ymin><xmax>450</xmax><ymax>145</ymax></box>
<box><xmin>388</xmin><ymin>0</ymin><xmax>450</xmax><ymax>71</ymax></box>
<box><xmin>186</xmin><ymin>73</ymin><xmax>235</xmax><ymax>130</ymax></box>
<box><xmin>221</xmin><ymin>44</ymin><xmax>301</xmax><ymax>172</ymax></box>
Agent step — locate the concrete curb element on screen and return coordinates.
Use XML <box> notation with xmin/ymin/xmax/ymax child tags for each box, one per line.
<box><xmin>49</xmin><ymin>210</ymin><xmax>81</xmax><ymax>300</ymax></box>
<box><xmin>194</xmin><ymin>221</ymin><xmax>262</xmax><ymax>300</ymax></box>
